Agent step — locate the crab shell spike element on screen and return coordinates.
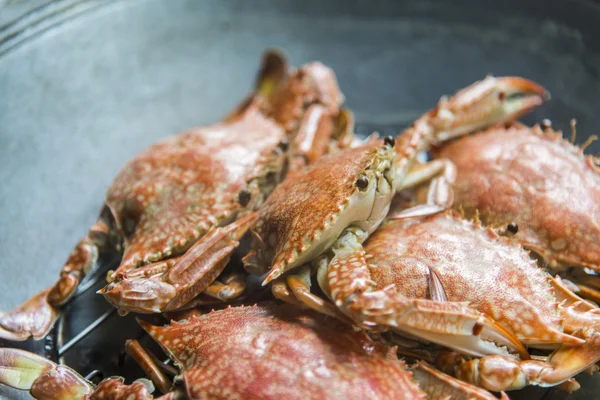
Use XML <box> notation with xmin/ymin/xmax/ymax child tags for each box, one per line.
<box><xmin>364</xmin><ymin>210</ymin><xmax>584</xmax><ymax>349</ymax></box>
<box><xmin>139</xmin><ymin>303</ymin><xmax>426</xmax><ymax>400</ymax></box>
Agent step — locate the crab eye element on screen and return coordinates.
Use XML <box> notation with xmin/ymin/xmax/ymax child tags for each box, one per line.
<box><xmin>355</xmin><ymin>176</ymin><xmax>369</xmax><ymax>191</ymax></box>
<box><xmin>238</xmin><ymin>189</ymin><xmax>252</xmax><ymax>207</ymax></box>
<box><xmin>278</xmin><ymin>138</ymin><xmax>289</xmax><ymax>151</ymax></box>
<box><xmin>541</xmin><ymin>119</ymin><xmax>552</xmax><ymax>131</ymax></box>
<box><xmin>506</xmin><ymin>222</ymin><xmax>519</xmax><ymax>235</ymax></box>
<box><xmin>384</xmin><ymin>136</ymin><xmax>395</xmax><ymax>148</ymax></box>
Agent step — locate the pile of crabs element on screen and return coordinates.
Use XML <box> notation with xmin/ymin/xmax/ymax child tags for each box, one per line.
<box><xmin>1</xmin><ymin>50</ymin><xmax>599</xmax><ymax>400</ymax></box>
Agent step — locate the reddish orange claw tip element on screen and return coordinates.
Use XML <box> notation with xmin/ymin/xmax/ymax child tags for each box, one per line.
<box><xmin>496</xmin><ymin>76</ymin><xmax>549</xmax><ymax>99</ymax></box>
<box><xmin>262</xmin><ymin>268</ymin><xmax>282</xmax><ymax>286</ymax></box>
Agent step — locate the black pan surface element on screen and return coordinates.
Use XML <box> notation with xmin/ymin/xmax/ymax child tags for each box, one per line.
<box><xmin>1</xmin><ymin>0</ymin><xmax>600</xmax><ymax>399</ymax></box>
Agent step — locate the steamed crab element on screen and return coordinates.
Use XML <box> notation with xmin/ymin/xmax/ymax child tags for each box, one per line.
<box><xmin>0</xmin><ymin>50</ymin><xmax>351</xmax><ymax>341</ymax></box>
<box><xmin>363</xmin><ymin>209</ymin><xmax>600</xmax><ymax>391</ymax></box>
<box><xmin>434</xmin><ymin>121</ymin><xmax>600</xmax><ymax>301</ymax></box>
<box><xmin>242</xmin><ymin>75</ymin><xmax>548</xmax><ymax>356</ymax></box>
<box><xmin>0</xmin><ymin>304</ymin><xmax>507</xmax><ymax>399</ymax></box>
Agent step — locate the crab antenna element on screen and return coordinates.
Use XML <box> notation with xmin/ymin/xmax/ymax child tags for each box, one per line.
<box><xmin>581</xmin><ymin>135</ymin><xmax>598</xmax><ymax>152</ymax></box>
<box><xmin>570</xmin><ymin>119</ymin><xmax>577</xmax><ymax>144</ymax></box>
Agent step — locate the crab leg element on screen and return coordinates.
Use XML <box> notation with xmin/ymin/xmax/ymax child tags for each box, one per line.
<box><xmin>0</xmin><ymin>215</ymin><xmax>108</xmax><ymax>340</ymax></box>
<box><xmin>202</xmin><ymin>270</ymin><xmax>247</xmax><ymax>301</ymax></box>
<box><xmin>293</xmin><ymin>106</ymin><xmax>354</xmax><ymax>165</ymax></box>
<box><xmin>397</xmin><ymin>158</ymin><xmax>455</xmax><ymax>192</ymax></box>
<box><xmin>125</xmin><ymin>339</ymin><xmax>172</xmax><ymax>395</ymax></box>
<box><xmin>445</xmin><ymin>328</ymin><xmax>600</xmax><ymax>391</ymax></box>
<box><xmin>389</xmin><ymin>159</ymin><xmax>456</xmax><ymax>220</ymax></box>
<box><xmin>412</xmin><ymin>361</ymin><xmax>509</xmax><ymax>400</ymax></box>
<box><xmin>285</xmin><ymin>266</ymin><xmax>352</xmax><ymax>322</ymax></box>
<box><xmin>272</xmin><ymin>279</ymin><xmax>307</xmax><ymax>307</ymax></box>
<box><xmin>100</xmin><ymin>212</ymin><xmax>258</xmax><ymax>313</ymax></box>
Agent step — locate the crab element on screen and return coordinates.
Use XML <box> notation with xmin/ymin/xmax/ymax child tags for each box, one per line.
<box><xmin>0</xmin><ymin>303</ymin><xmax>511</xmax><ymax>400</ymax></box>
<box><xmin>241</xmin><ymin>75</ymin><xmax>548</xmax><ymax>355</ymax></box>
<box><xmin>0</xmin><ymin>50</ymin><xmax>352</xmax><ymax>341</ymax></box>
<box><xmin>433</xmin><ymin>121</ymin><xmax>600</xmax><ymax>302</ymax></box>
<box><xmin>361</xmin><ymin>209</ymin><xmax>600</xmax><ymax>391</ymax></box>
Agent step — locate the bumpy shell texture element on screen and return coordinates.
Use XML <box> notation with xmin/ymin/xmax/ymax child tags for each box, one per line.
<box><xmin>251</xmin><ymin>142</ymin><xmax>383</xmax><ymax>276</ymax></box>
<box><xmin>140</xmin><ymin>303</ymin><xmax>424</xmax><ymax>400</ymax></box>
<box><xmin>107</xmin><ymin>108</ymin><xmax>284</xmax><ymax>271</ymax></box>
<box><xmin>366</xmin><ymin>211</ymin><xmax>566</xmax><ymax>345</ymax></box>
<box><xmin>436</xmin><ymin>124</ymin><xmax>600</xmax><ymax>270</ymax></box>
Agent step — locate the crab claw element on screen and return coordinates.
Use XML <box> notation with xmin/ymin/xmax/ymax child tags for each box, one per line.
<box><xmin>349</xmin><ymin>290</ymin><xmax>529</xmax><ymax>360</ymax></box>
<box><xmin>100</xmin><ymin>212</ymin><xmax>257</xmax><ymax>314</ymax></box>
<box><xmin>452</xmin><ymin>328</ymin><xmax>600</xmax><ymax>391</ymax></box>
<box><xmin>435</xmin><ymin>75</ymin><xmax>549</xmax><ymax>142</ymax></box>
<box><xmin>0</xmin><ymin>348</ymin><xmax>93</xmax><ymax>398</ymax></box>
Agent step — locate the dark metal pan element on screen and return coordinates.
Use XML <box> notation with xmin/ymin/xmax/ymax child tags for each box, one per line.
<box><xmin>1</xmin><ymin>0</ymin><xmax>600</xmax><ymax>398</ymax></box>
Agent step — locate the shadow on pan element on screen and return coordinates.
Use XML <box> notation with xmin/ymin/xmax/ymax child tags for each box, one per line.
<box><xmin>1</xmin><ymin>0</ymin><xmax>600</xmax><ymax>399</ymax></box>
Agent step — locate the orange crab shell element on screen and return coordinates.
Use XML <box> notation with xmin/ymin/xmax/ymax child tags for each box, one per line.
<box><xmin>247</xmin><ymin>139</ymin><xmax>392</xmax><ymax>281</ymax></box>
<box><xmin>365</xmin><ymin>211</ymin><xmax>575</xmax><ymax>346</ymax></box>
<box><xmin>140</xmin><ymin>303</ymin><xmax>425</xmax><ymax>400</ymax></box>
<box><xmin>266</xmin><ymin>61</ymin><xmax>344</xmax><ymax>131</ymax></box>
<box><xmin>435</xmin><ymin>123</ymin><xmax>600</xmax><ymax>271</ymax></box>
<box><xmin>107</xmin><ymin>106</ymin><xmax>286</xmax><ymax>273</ymax></box>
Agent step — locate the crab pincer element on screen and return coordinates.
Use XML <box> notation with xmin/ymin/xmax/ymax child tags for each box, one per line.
<box><xmin>242</xmin><ymin>75</ymin><xmax>548</xmax><ymax>358</ymax></box>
